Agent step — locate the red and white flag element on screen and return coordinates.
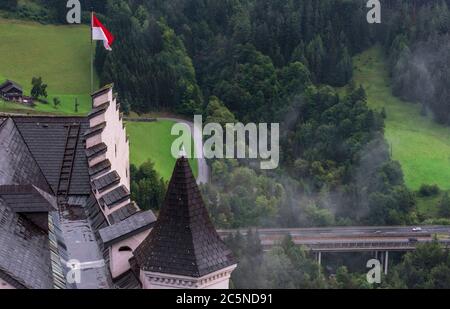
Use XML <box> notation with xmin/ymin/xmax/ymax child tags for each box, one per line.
<box><xmin>92</xmin><ymin>13</ymin><xmax>115</xmax><ymax>51</ymax></box>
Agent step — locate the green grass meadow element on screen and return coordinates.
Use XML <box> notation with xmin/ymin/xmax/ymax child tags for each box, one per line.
<box><xmin>0</xmin><ymin>18</ymin><xmax>97</xmax><ymax>115</ymax></box>
<box><xmin>126</xmin><ymin>120</ymin><xmax>199</xmax><ymax>181</ymax></box>
<box><xmin>353</xmin><ymin>46</ymin><xmax>450</xmax><ymax>191</ymax></box>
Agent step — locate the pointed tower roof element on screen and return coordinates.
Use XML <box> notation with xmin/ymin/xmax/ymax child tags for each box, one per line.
<box><xmin>134</xmin><ymin>156</ymin><xmax>235</xmax><ymax>278</ymax></box>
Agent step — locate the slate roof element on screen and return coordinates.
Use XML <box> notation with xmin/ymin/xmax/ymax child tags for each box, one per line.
<box><xmin>92</xmin><ymin>83</ymin><xmax>114</xmax><ymax>98</ymax></box>
<box><xmin>0</xmin><ymin>184</ymin><xmax>57</xmax><ymax>212</ymax></box>
<box><xmin>0</xmin><ymin>118</ymin><xmax>52</xmax><ymax>194</ymax></box>
<box><xmin>12</xmin><ymin>116</ymin><xmax>90</xmax><ymax>195</ymax></box>
<box><xmin>84</xmin><ymin>122</ymin><xmax>106</xmax><ymax>138</ymax></box>
<box><xmin>0</xmin><ymin>268</ymin><xmax>26</xmax><ymax>288</ymax></box>
<box><xmin>86</xmin><ymin>142</ymin><xmax>107</xmax><ymax>159</ymax></box>
<box><xmin>107</xmin><ymin>202</ymin><xmax>139</xmax><ymax>224</ymax></box>
<box><xmin>99</xmin><ymin>210</ymin><xmax>156</xmax><ymax>247</ymax></box>
<box><xmin>88</xmin><ymin>102</ymin><xmax>110</xmax><ymax>118</ymax></box>
<box><xmin>92</xmin><ymin>171</ymin><xmax>120</xmax><ymax>192</ymax></box>
<box><xmin>134</xmin><ymin>156</ymin><xmax>236</xmax><ymax>278</ymax></box>
<box><xmin>85</xmin><ymin>194</ymin><xmax>109</xmax><ymax>236</ymax></box>
<box><xmin>100</xmin><ymin>185</ymin><xmax>130</xmax><ymax>209</ymax></box>
<box><xmin>0</xmin><ymin>198</ymin><xmax>54</xmax><ymax>289</ymax></box>
<box><xmin>113</xmin><ymin>269</ymin><xmax>141</xmax><ymax>289</ymax></box>
<box><xmin>67</xmin><ymin>195</ymin><xmax>88</xmax><ymax>207</ymax></box>
<box><xmin>89</xmin><ymin>159</ymin><xmax>111</xmax><ymax>177</ymax></box>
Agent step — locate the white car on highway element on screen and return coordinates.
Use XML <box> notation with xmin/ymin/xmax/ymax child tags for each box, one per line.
<box><xmin>412</xmin><ymin>227</ymin><xmax>423</xmax><ymax>232</ymax></box>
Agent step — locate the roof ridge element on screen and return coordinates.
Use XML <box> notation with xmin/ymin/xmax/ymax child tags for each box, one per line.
<box><xmin>32</xmin><ymin>185</ymin><xmax>58</xmax><ymax>210</ymax></box>
<box><xmin>9</xmin><ymin>114</ymin><xmax>87</xmax><ymax>119</ymax></box>
<box><xmin>0</xmin><ymin>117</ymin><xmax>7</xmax><ymax>130</ymax></box>
<box><xmin>0</xmin><ymin>79</ymin><xmax>22</xmax><ymax>89</ymax></box>
<box><xmin>92</xmin><ymin>83</ymin><xmax>114</xmax><ymax>97</ymax></box>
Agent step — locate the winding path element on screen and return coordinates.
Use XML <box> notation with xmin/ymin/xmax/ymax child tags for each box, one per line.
<box><xmin>157</xmin><ymin>117</ymin><xmax>209</xmax><ymax>184</ymax></box>
<box><xmin>125</xmin><ymin>116</ymin><xmax>209</xmax><ymax>184</ymax></box>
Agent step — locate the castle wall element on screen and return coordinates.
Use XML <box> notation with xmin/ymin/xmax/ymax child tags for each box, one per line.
<box><xmin>83</xmin><ymin>86</ymin><xmax>151</xmax><ymax>282</ymax></box>
<box><xmin>109</xmin><ymin>229</ymin><xmax>151</xmax><ymax>279</ymax></box>
<box><xmin>88</xmin><ymin>90</ymin><xmax>130</xmax><ymax>190</ymax></box>
<box><xmin>84</xmin><ymin>86</ymin><xmax>137</xmax><ymax>228</ymax></box>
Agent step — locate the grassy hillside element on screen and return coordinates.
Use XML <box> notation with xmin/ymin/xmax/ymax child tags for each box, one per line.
<box><xmin>126</xmin><ymin>120</ymin><xmax>198</xmax><ymax>181</ymax></box>
<box><xmin>353</xmin><ymin>46</ymin><xmax>450</xmax><ymax>191</ymax></box>
<box><xmin>0</xmin><ymin>18</ymin><xmax>97</xmax><ymax>115</ymax></box>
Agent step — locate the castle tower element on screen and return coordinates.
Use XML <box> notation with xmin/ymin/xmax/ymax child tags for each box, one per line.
<box><xmin>133</xmin><ymin>156</ymin><xmax>237</xmax><ymax>289</ymax></box>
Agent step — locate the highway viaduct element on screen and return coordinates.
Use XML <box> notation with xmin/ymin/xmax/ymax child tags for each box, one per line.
<box><xmin>218</xmin><ymin>226</ymin><xmax>450</xmax><ymax>274</ymax></box>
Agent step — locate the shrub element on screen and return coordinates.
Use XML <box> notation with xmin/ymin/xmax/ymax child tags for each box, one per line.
<box><xmin>419</xmin><ymin>184</ymin><xmax>440</xmax><ymax>197</ymax></box>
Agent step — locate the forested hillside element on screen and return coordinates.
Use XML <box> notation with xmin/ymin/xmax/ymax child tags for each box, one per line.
<box><xmin>96</xmin><ymin>0</ymin><xmax>372</xmax><ymax>116</ymax></box>
<box><xmin>91</xmin><ymin>0</ymin><xmax>449</xmax><ymax>228</ymax></box>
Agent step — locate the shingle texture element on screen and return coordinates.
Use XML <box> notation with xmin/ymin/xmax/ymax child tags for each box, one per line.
<box><xmin>89</xmin><ymin>159</ymin><xmax>111</xmax><ymax>176</ymax></box>
<box><xmin>0</xmin><ymin>198</ymin><xmax>53</xmax><ymax>289</ymax></box>
<box><xmin>0</xmin><ymin>184</ymin><xmax>57</xmax><ymax>212</ymax></box>
<box><xmin>134</xmin><ymin>157</ymin><xmax>236</xmax><ymax>278</ymax></box>
<box><xmin>99</xmin><ymin>210</ymin><xmax>156</xmax><ymax>247</ymax></box>
<box><xmin>113</xmin><ymin>270</ymin><xmax>141</xmax><ymax>289</ymax></box>
<box><xmin>92</xmin><ymin>171</ymin><xmax>120</xmax><ymax>192</ymax></box>
<box><xmin>85</xmin><ymin>194</ymin><xmax>108</xmax><ymax>236</ymax></box>
<box><xmin>0</xmin><ymin>119</ymin><xmax>51</xmax><ymax>193</ymax></box>
<box><xmin>84</xmin><ymin>122</ymin><xmax>106</xmax><ymax>138</ymax></box>
<box><xmin>100</xmin><ymin>185</ymin><xmax>130</xmax><ymax>209</ymax></box>
<box><xmin>88</xmin><ymin>102</ymin><xmax>109</xmax><ymax>118</ymax></box>
<box><xmin>107</xmin><ymin>203</ymin><xmax>139</xmax><ymax>224</ymax></box>
<box><xmin>86</xmin><ymin>142</ymin><xmax>107</xmax><ymax>159</ymax></box>
<box><xmin>12</xmin><ymin>116</ymin><xmax>90</xmax><ymax>195</ymax></box>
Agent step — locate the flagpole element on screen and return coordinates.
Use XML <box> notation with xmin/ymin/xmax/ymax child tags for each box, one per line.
<box><xmin>91</xmin><ymin>10</ymin><xmax>93</xmax><ymax>94</ymax></box>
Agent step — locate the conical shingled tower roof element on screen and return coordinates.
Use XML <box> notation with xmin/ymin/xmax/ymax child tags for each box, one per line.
<box><xmin>134</xmin><ymin>156</ymin><xmax>235</xmax><ymax>278</ymax></box>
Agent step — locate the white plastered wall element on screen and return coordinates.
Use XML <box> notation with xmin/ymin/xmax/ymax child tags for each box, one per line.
<box><xmin>90</xmin><ymin>90</ymin><xmax>130</xmax><ymax>191</ymax></box>
<box><xmin>86</xmin><ymin>86</ymin><xmax>148</xmax><ymax>280</ymax></box>
<box><xmin>109</xmin><ymin>229</ymin><xmax>152</xmax><ymax>279</ymax></box>
<box><xmin>86</xmin><ymin>87</ymin><xmax>133</xmax><ymax>221</ymax></box>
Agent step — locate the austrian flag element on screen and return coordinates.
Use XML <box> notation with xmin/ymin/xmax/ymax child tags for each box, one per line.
<box><xmin>92</xmin><ymin>14</ymin><xmax>115</xmax><ymax>51</ymax></box>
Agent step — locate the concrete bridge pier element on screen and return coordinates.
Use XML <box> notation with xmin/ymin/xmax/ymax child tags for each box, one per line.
<box><xmin>384</xmin><ymin>251</ymin><xmax>389</xmax><ymax>275</ymax></box>
<box><xmin>315</xmin><ymin>252</ymin><xmax>322</xmax><ymax>266</ymax></box>
<box><xmin>376</xmin><ymin>251</ymin><xmax>389</xmax><ymax>275</ymax></box>
<box><xmin>373</xmin><ymin>251</ymin><xmax>389</xmax><ymax>275</ymax></box>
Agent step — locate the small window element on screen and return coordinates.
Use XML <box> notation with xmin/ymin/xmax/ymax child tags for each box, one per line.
<box><xmin>118</xmin><ymin>246</ymin><xmax>132</xmax><ymax>252</ymax></box>
<box><xmin>115</xmin><ymin>144</ymin><xmax>117</xmax><ymax>157</ymax></box>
